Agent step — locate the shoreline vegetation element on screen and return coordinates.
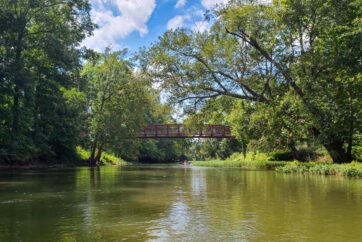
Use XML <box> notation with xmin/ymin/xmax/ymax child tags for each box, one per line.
<box><xmin>0</xmin><ymin>147</ymin><xmax>126</xmax><ymax>168</ymax></box>
<box><xmin>0</xmin><ymin>1</ymin><xmax>361</xmax><ymax>170</ymax></box>
<box><xmin>76</xmin><ymin>146</ymin><xmax>127</xmax><ymax>166</ymax></box>
<box><xmin>192</xmin><ymin>152</ymin><xmax>362</xmax><ymax>178</ymax></box>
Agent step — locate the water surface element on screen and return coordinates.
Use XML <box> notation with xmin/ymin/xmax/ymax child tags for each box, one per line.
<box><xmin>0</xmin><ymin>165</ymin><xmax>361</xmax><ymax>241</ymax></box>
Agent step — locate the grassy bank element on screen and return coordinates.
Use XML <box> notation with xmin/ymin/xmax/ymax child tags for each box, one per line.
<box><xmin>276</xmin><ymin>161</ymin><xmax>362</xmax><ymax>177</ymax></box>
<box><xmin>192</xmin><ymin>152</ymin><xmax>286</xmax><ymax>170</ymax></box>
<box><xmin>76</xmin><ymin>146</ymin><xmax>127</xmax><ymax>165</ymax></box>
<box><xmin>192</xmin><ymin>152</ymin><xmax>362</xmax><ymax>178</ymax></box>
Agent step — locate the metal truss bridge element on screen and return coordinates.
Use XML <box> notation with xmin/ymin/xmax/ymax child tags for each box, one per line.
<box><xmin>137</xmin><ymin>124</ymin><xmax>233</xmax><ymax>139</ymax></box>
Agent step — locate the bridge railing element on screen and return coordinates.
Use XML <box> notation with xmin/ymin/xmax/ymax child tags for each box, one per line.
<box><xmin>138</xmin><ymin>124</ymin><xmax>233</xmax><ymax>138</ymax></box>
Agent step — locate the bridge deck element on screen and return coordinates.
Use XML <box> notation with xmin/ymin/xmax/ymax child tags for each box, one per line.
<box><xmin>137</xmin><ymin>124</ymin><xmax>233</xmax><ymax>138</ymax></box>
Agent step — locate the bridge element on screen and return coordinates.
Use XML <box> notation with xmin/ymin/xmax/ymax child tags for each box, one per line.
<box><xmin>137</xmin><ymin>124</ymin><xmax>233</xmax><ymax>138</ymax></box>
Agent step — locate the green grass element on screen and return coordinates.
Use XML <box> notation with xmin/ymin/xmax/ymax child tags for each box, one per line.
<box><xmin>192</xmin><ymin>152</ymin><xmax>286</xmax><ymax>170</ymax></box>
<box><xmin>192</xmin><ymin>151</ymin><xmax>362</xmax><ymax>178</ymax></box>
<box><xmin>276</xmin><ymin>161</ymin><xmax>362</xmax><ymax>177</ymax></box>
<box><xmin>76</xmin><ymin>146</ymin><xmax>126</xmax><ymax>165</ymax></box>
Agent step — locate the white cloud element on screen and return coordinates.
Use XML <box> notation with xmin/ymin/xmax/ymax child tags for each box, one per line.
<box><xmin>167</xmin><ymin>7</ymin><xmax>211</xmax><ymax>32</ymax></box>
<box><xmin>192</xmin><ymin>20</ymin><xmax>209</xmax><ymax>33</ymax></box>
<box><xmin>175</xmin><ymin>0</ymin><xmax>186</xmax><ymax>8</ymax></box>
<box><xmin>82</xmin><ymin>0</ymin><xmax>156</xmax><ymax>51</ymax></box>
<box><xmin>167</xmin><ymin>15</ymin><xmax>189</xmax><ymax>30</ymax></box>
<box><xmin>201</xmin><ymin>0</ymin><xmax>228</xmax><ymax>9</ymax></box>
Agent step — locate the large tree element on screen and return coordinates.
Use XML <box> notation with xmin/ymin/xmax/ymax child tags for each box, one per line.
<box><xmin>144</xmin><ymin>0</ymin><xmax>362</xmax><ymax>163</ymax></box>
<box><xmin>0</xmin><ymin>0</ymin><xmax>94</xmax><ymax>161</ymax></box>
<box><xmin>82</xmin><ymin>49</ymin><xmax>151</xmax><ymax>166</ymax></box>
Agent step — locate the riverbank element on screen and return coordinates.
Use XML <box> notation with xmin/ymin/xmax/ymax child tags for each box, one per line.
<box><xmin>192</xmin><ymin>152</ymin><xmax>362</xmax><ymax>178</ymax></box>
<box><xmin>192</xmin><ymin>159</ymin><xmax>285</xmax><ymax>170</ymax></box>
<box><xmin>0</xmin><ymin>147</ymin><xmax>126</xmax><ymax>168</ymax></box>
<box><xmin>192</xmin><ymin>152</ymin><xmax>285</xmax><ymax>169</ymax></box>
<box><xmin>276</xmin><ymin>161</ymin><xmax>362</xmax><ymax>177</ymax></box>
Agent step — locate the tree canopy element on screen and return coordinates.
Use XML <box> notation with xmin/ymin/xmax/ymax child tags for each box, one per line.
<box><xmin>143</xmin><ymin>0</ymin><xmax>362</xmax><ymax>163</ymax></box>
<box><xmin>0</xmin><ymin>0</ymin><xmax>361</xmax><ymax>165</ymax></box>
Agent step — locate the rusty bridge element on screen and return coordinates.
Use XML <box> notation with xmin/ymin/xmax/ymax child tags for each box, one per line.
<box><xmin>137</xmin><ymin>124</ymin><xmax>233</xmax><ymax>139</ymax></box>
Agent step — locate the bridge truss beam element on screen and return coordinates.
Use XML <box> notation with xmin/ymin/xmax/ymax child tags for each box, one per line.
<box><xmin>137</xmin><ymin>124</ymin><xmax>233</xmax><ymax>139</ymax></box>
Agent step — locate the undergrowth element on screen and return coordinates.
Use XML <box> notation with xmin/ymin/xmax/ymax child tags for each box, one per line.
<box><xmin>192</xmin><ymin>152</ymin><xmax>285</xmax><ymax>170</ymax></box>
<box><xmin>76</xmin><ymin>146</ymin><xmax>126</xmax><ymax>165</ymax></box>
<box><xmin>276</xmin><ymin>161</ymin><xmax>362</xmax><ymax>177</ymax></box>
<box><xmin>192</xmin><ymin>151</ymin><xmax>362</xmax><ymax>178</ymax></box>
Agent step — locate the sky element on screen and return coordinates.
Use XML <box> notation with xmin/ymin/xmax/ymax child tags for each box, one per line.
<box><xmin>82</xmin><ymin>0</ymin><xmax>229</xmax><ymax>52</ymax></box>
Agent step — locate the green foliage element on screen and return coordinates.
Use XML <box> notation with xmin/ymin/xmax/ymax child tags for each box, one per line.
<box><xmin>192</xmin><ymin>151</ymin><xmax>286</xmax><ymax>170</ymax></box>
<box><xmin>144</xmin><ymin>0</ymin><xmax>362</xmax><ymax>163</ymax></box>
<box><xmin>81</xmin><ymin>49</ymin><xmax>153</xmax><ymax>165</ymax></box>
<box><xmin>269</xmin><ymin>150</ymin><xmax>295</xmax><ymax>161</ymax></box>
<box><xmin>269</xmin><ymin>147</ymin><xmax>324</xmax><ymax>162</ymax></box>
<box><xmin>76</xmin><ymin>146</ymin><xmax>90</xmax><ymax>161</ymax></box>
<box><xmin>1</xmin><ymin>0</ymin><xmax>361</xmax><ymax>166</ymax></box>
<box><xmin>353</xmin><ymin>134</ymin><xmax>362</xmax><ymax>161</ymax></box>
<box><xmin>76</xmin><ymin>146</ymin><xmax>126</xmax><ymax>165</ymax></box>
<box><xmin>100</xmin><ymin>152</ymin><xmax>126</xmax><ymax>166</ymax></box>
<box><xmin>277</xmin><ymin>161</ymin><xmax>362</xmax><ymax>178</ymax></box>
<box><xmin>138</xmin><ymin>138</ymin><xmax>190</xmax><ymax>163</ymax></box>
<box><xmin>81</xmin><ymin>49</ymin><xmax>183</xmax><ymax>164</ymax></box>
<box><xmin>0</xmin><ymin>0</ymin><xmax>94</xmax><ymax>163</ymax></box>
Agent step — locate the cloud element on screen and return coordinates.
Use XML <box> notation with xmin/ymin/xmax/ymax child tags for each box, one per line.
<box><xmin>175</xmin><ymin>0</ymin><xmax>186</xmax><ymax>8</ymax></box>
<box><xmin>192</xmin><ymin>20</ymin><xmax>209</xmax><ymax>33</ymax></box>
<box><xmin>201</xmin><ymin>0</ymin><xmax>228</xmax><ymax>9</ymax></box>
<box><xmin>167</xmin><ymin>15</ymin><xmax>189</xmax><ymax>30</ymax></box>
<box><xmin>167</xmin><ymin>6</ymin><xmax>211</xmax><ymax>32</ymax></box>
<box><xmin>82</xmin><ymin>0</ymin><xmax>156</xmax><ymax>51</ymax></box>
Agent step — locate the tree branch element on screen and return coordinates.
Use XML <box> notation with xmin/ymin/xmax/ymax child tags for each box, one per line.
<box><xmin>225</xmin><ymin>27</ymin><xmax>305</xmax><ymax>98</ymax></box>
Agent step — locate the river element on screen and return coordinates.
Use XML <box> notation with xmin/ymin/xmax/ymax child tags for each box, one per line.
<box><xmin>0</xmin><ymin>165</ymin><xmax>361</xmax><ymax>241</ymax></box>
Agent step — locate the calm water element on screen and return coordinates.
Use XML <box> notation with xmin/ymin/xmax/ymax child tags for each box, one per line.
<box><xmin>0</xmin><ymin>165</ymin><xmax>362</xmax><ymax>242</ymax></box>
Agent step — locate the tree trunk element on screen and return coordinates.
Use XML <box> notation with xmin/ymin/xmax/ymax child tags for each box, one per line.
<box><xmin>311</xmin><ymin>127</ymin><xmax>351</xmax><ymax>164</ymax></box>
<box><xmin>347</xmin><ymin>85</ymin><xmax>354</xmax><ymax>161</ymax></box>
<box><xmin>89</xmin><ymin>140</ymin><xmax>98</xmax><ymax>167</ymax></box>
<box><xmin>289</xmin><ymin>144</ymin><xmax>299</xmax><ymax>161</ymax></box>
<box><xmin>323</xmin><ymin>140</ymin><xmax>351</xmax><ymax>164</ymax></box>
<box><xmin>94</xmin><ymin>144</ymin><xmax>103</xmax><ymax>164</ymax></box>
<box><xmin>242</xmin><ymin>142</ymin><xmax>247</xmax><ymax>159</ymax></box>
<box><xmin>12</xmin><ymin>85</ymin><xmax>20</xmax><ymax>133</ymax></box>
<box><xmin>12</xmin><ymin>36</ymin><xmax>24</xmax><ymax>134</ymax></box>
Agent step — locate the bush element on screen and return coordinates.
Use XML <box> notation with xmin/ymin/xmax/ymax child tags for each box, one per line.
<box><xmin>76</xmin><ymin>146</ymin><xmax>90</xmax><ymax>161</ymax></box>
<box><xmin>354</xmin><ymin>144</ymin><xmax>362</xmax><ymax>162</ymax></box>
<box><xmin>276</xmin><ymin>161</ymin><xmax>362</xmax><ymax>178</ymax></box>
<box><xmin>270</xmin><ymin>148</ymin><xmax>328</xmax><ymax>162</ymax></box>
<box><xmin>76</xmin><ymin>146</ymin><xmax>126</xmax><ymax>165</ymax></box>
<box><xmin>192</xmin><ymin>152</ymin><xmax>286</xmax><ymax>170</ymax></box>
<box><xmin>270</xmin><ymin>150</ymin><xmax>294</xmax><ymax>161</ymax></box>
<box><xmin>101</xmin><ymin>152</ymin><xmax>126</xmax><ymax>165</ymax></box>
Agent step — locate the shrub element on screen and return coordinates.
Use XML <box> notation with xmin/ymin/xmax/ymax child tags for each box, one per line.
<box><xmin>192</xmin><ymin>151</ymin><xmax>286</xmax><ymax>170</ymax></box>
<box><xmin>101</xmin><ymin>152</ymin><xmax>126</xmax><ymax>165</ymax></box>
<box><xmin>270</xmin><ymin>150</ymin><xmax>294</xmax><ymax>161</ymax></box>
<box><xmin>76</xmin><ymin>146</ymin><xmax>126</xmax><ymax>165</ymax></box>
<box><xmin>76</xmin><ymin>146</ymin><xmax>90</xmax><ymax>161</ymax></box>
<box><xmin>276</xmin><ymin>161</ymin><xmax>362</xmax><ymax>178</ymax></box>
<box><xmin>354</xmin><ymin>144</ymin><xmax>362</xmax><ymax>162</ymax></box>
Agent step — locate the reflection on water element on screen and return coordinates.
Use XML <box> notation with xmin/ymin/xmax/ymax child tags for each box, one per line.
<box><xmin>0</xmin><ymin>165</ymin><xmax>362</xmax><ymax>241</ymax></box>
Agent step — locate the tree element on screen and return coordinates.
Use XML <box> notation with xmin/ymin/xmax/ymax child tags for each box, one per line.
<box><xmin>144</xmin><ymin>0</ymin><xmax>362</xmax><ymax>163</ymax></box>
<box><xmin>82</xmin><ymin>49</ymin><xmax>151</xmax><ymax>166</ymax></box>
<box><xmin>0</xmin><ymin>0</ymin><xmax>94</xmax><ymax>162</ymax></box>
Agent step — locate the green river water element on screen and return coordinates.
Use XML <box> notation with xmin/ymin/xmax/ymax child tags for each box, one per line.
<box><xmin>0</xmin><ymin>165</ymin><xmax>362</xmax><ymax>242</ymax></box>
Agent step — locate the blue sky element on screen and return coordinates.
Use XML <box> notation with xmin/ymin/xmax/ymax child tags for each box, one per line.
<box><xmin>82</xmin><ymin>0</ymin><xmax>228</xmax><ymax>52</ymax></box>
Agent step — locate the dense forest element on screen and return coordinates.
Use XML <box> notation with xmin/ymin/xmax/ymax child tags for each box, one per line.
<box><xmin>0</xmin><ymin>0</ymin><xmax>361</xmax><ymax>166</ymax></box>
